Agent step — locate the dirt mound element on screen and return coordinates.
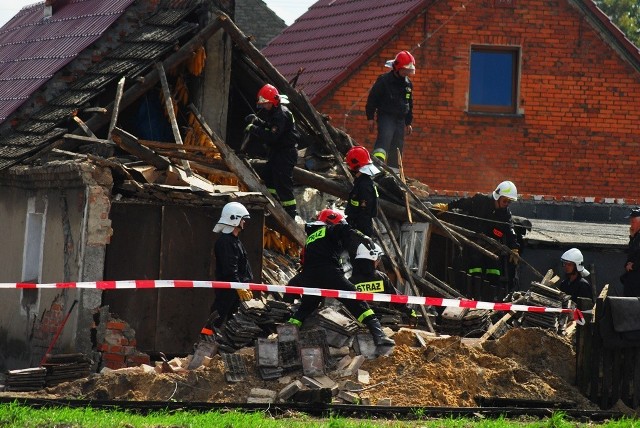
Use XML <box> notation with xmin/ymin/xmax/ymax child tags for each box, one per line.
<box><xmin>1</xmin><ymin>328</ymin><xmax>597</xmax><ymax>409</ymax></box>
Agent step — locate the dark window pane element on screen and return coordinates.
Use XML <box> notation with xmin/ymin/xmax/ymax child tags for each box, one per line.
<box><xmin>469</xmin><ymin>47</ymin><xmax>519</xmax><ymax>114</ymax></box>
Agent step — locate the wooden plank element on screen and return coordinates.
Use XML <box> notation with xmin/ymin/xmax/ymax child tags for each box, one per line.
<box><xmin>139</xmin><ymin>140</ymin><xmax>222</xmax><ymax>153</ymax></box>
<box><xmin>188</xmin><ymin>104</ymin><xmax>306</xmax><ymax>247</ymax></box>
<box><xmin>480</xmin><ymin>313</ymin><xmax>513</xmax><ymax>342</ymax></box>
<box><xmin>621</xmin><ymin>349</ymin><xmax>633</xmax><ymax>404</ymax></box>
<box><xmin>63</xmin><ymin>134</ymin><xmax>111</xmax><ymax>145</ymax></box>
<box><xmin>108</xmin><ymin>76</ymin><xmax>126</xmax><ymax>137</ymax></box>
<box><xmin>397</xmin><ymin>149</ymin><xmax>412</xmax><ymax>223</ymax></box>
<box><xmin>111</xmin><ymin>127</ymin><xmax>171</xmax><ymax>170</ymax></box>
<box><xmin>611</xmin><ymin>351</ymin><xmax>622</xmax><ymax>405</ymax></box>
<box><xmin>601</xmin><ymin>349</ymin><xmax>613</xmax><ymax>409</ymax></box>
<box><xmin>72</xmin><ymin>115</ymin><xmax>97</xmax><ymax>138</ymax></box>
<box><xmin>634</xmin><ymin>348</ymin><xmax>640</xmax><ymax>408</ymax></box>
<box><xmin>156</xmin><ymin>62</ymin><xmax>192</xmax><ymax>175</ymax></box>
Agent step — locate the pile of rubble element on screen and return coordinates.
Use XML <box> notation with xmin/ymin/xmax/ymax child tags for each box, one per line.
<box><xmin>0</xmin><ymin>326</ymin><xmax>597</xmax><ymax>410</ymax></box>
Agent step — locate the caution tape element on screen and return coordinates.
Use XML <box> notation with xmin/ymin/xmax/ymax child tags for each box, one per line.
<box><xmin>0</xmin><ymin>280</ymin><xmax>586</xmax><ymax>325</ymax></box>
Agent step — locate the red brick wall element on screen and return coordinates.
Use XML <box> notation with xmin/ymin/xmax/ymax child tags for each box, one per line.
<box><xmin>317</xmin><ymin>0</ymin><xmax>640</xmax><ymax>201</ymax></box>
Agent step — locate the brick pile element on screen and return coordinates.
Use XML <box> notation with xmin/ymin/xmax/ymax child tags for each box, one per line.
<box><xmin>97</xmin><ymin>317</ymin><xmax>150</xmax><ymax>370</ymax></box>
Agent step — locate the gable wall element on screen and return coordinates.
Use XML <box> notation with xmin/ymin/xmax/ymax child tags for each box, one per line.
<box><xmin>317</xmin><ymin>0</ymin><xmax>640</xmax><ymax>201</ymax></box>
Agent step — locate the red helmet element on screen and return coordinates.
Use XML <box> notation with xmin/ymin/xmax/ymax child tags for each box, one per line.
<box><xmin>345</xmin><ymin>146</ymin><xmax>372</xmax><ymax>172</ymax></box>
<box><xmin>257</xmin><ymin>84</ymin><xmax>280</xmax><ymax>106</ymax></box>
<box><xmin>393</xmin><ymin>51</ymin><xmax>416</xmax><ymax>74</ymax></box>
<box><xmin>317</xmin><ymin>208</ymin><xmax>345</xmax><ymax>225</ymax></box>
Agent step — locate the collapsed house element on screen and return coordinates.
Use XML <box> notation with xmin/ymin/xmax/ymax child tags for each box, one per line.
<box><xmin>0</xmin><ymin>0</ymin><xmax>595</xmax><ymax>379</ymax></box>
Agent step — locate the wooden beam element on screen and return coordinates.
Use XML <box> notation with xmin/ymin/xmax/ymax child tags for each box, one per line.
<box><xmin>138</xmin><ymin>139</ymin><xmax>222</xmax><ymax>153</ymax></box>
<box><xmin>188</xmin><ymin>104</ymin><xmax>306</xmax><ymax>247</ymax></box>
<box><xmin>108</xmin><ymin>76</ymin><xmax>126</xmax><ymax>137</ymax></box>
<box><xmin>111</xmin><ymin>127</ymin><xmax>171</xmax><ymax>170</ymax></box>
<box><xmin>155</xmin><ymin>62</ymin><xmax>192</xmax><ymax>175</ymax></box>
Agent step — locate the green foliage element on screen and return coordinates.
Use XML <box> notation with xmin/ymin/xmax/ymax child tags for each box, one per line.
<box><xmin>595</xmin><ymin>0</ymin><xmax>640</xmax><ymax>47</ymax></box>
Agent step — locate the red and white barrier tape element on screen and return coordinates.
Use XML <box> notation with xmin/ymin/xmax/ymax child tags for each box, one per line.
<box><xmin>1</xmin><ymin>280</ymin><xmax>585</xmax><ymax>324</ymax></box>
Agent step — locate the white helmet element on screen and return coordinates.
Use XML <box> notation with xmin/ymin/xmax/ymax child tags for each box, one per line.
<box><xmin>355</xmin><ymin>243</ymin><xmax>384</xmax><ymax>261</ymax></box>
<box><xmin>561</xmin><ymin>248</ymin><xmax>589</xmax><ymax>276</ymax></box>
<box><xmin>493</xmin><ymin>180</ymin><xmax>518</xmax><ymax>201</ymax></box>
<box><xmin>214</xmin><ymin>202</ymin><xmax>250</xmax><ymax>233</ymax></box>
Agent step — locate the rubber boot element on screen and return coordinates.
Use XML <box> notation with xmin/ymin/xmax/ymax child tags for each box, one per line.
<box><xmin>365</xmin><ymin>317</ymin><xmax>395</xmax><ymax>347</ymax></box>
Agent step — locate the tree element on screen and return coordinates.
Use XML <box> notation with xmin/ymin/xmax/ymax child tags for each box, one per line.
<box><xmin>595</xmin><ymin>0</ymin><xmax>640</xmax><ymax>47</ymax></box>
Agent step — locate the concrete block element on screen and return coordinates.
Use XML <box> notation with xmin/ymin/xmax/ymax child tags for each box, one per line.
<box><xmin>338</xmin><ymin>390</ymin><xmax>360</xmax><ymax>404</ymax></box>
<box><xmin>335</xmin><ymin>355</ymin><xmax>352</xmax><ymax>371</ymax></box>
<box><xmin>312</xmin><ymin>375</ymin><xmax>337</xmax><ymax>390</ymax></box>
<box><xmin>278</xmin><ymin>380</ymin><xmax>304</xmax><ymax>400</ymax></box>
<box><xmin>377</xmin><ymin>398</ymin><xmax>392</xmax><ymax>406</ymax></box>
<box><xmin>301</xmin><ymin>347</ymin><xmax>324</xmax><ymax>376</ymax></box>
<box><xmin>300</xmin><ymin>376</ymin><xmax>323</xmax><ymax>389</ymax></box>
<box><xmin>329</xmin><ymin>346</ymin><xmax>350</xmax><ymax>357</ymax></box>
<box><xmin>247</xmin><ymin>396</ymin><xmax>275</xmax><ymax>404</ymax></box>
<box><xmin>357</xmin><ymin>369</ymin><xmax>370</xmax><ymax>385</ymax></box>
<box><xmin>354</xmin><ymin>334</ymin><xmax>378</xmax><ymax>359</ymax></box>
<box><xmin>249</xmin><ymin>388</ymin><xmax>277</xmax><ymax>400</ymax></box>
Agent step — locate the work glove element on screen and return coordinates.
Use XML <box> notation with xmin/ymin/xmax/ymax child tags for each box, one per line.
<box><xmin>432</xmin><ymin>203</ymin><xmax>448</xmax><ymax>212</ymax></box>
<box><xmin>245</xmin><ymin>114</ymin><xmax>257</xmax><ymax>123</ymax></box>
<box><xmin>408</xmin><ymin>309</ymin><xmax>418</xmax><ymax>327</ymax></box>
<box><xmin>509</xmin><ymin>248</ymin><xmax>520</xmax><ymax>265</ymax></box>
<box><xmin>236</xmin><ymin>288</ymin><xmax>253</xmax><ymax>301</ymax></box>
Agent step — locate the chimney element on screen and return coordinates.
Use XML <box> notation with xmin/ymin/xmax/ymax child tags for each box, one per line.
<box><xmin>44</xmin><ymin>0</ymin><xmax>69</xmax><ymax>19</ymax></box>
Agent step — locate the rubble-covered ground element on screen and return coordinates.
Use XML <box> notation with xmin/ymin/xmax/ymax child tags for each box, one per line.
<box><xmin>0</xmin><ymin>327</ymin><xmax>597</xmax><ymax>409</ymax></box>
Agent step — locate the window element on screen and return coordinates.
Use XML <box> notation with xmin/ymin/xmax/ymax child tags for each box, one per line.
<box><xmin>399</xmin><ymin>223</ymin><xmax>431</xmax><ymax>293</ymax></box>
<box><xmin>22</xmin><ymin>196</ymin><xmax>47</xmax><ymax>283</ymax></box>
<box><xmin>469</xmin><ymin>46</ymin><xmax>520</xmax><ymax>114</ymax></box>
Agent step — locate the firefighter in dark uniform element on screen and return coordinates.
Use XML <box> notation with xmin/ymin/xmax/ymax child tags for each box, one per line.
<box><xmin>558</xmin><ymin>248</ymin><xmax>593</xmax><ymax>304</ymax></box>
<box><xmin>245</xmin><ymin>84</ymin><xmax>299</xmax><ymax>218</ymax></box>
<box><xmin>366</xmin><ymin>50</ymin><xmax>415</xmax><ymax>169</ymax></box>
<box><xmin>201</xmin><ymin>202</ymin><xmax>254</xmax><ymax>339</ymax></box>
<box><xmin>433</xmin><ymin>181</ymin><xmax>520</xmax><ymax>300</ymax></box>
<box><xmin>344</xmin><ymin>146</ymin><xmax>380</xmax><ymax>238</ymax></box>
<box><xmin>288</xmin><ymin>209</ymin><xmax>395</xmax><ymax>347</ymax></box>
<box><xmin>350</xmin><ymin>243</ymin><xmax>418</xmax><ymax>325</ymax></box>
<box><xmin>621</xmin><ymin>207</ymin><xmax>640</xmax><ymax>297</ymax></box>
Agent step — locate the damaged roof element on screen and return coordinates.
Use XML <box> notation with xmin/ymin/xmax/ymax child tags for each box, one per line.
<box><xmin>0</xmin><ymin>0</ymin><xmax>135</xmax><ymax>122</ymax></box>
<box><xmin>0</xmin><ymin>0</ymin><xmax>200</xmax><ymax>170</ymax></box>
<box><xmin>261</xmin><ymin>0</ymin><xmax>428</xmax><ymax>103</ymax></box>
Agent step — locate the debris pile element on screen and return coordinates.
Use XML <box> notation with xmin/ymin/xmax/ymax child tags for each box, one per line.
<box><xmin>0</xmin><ymin>327</ymin><xmax>597</xmax><ymax>410</ymax></box>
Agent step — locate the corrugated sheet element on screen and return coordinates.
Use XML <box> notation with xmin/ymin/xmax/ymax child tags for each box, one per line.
<box><xmin>262</xmin><ymin>0</ymin><xmax>428</xmax><ymax>103</ymax></box>
<box><xmin>0</xmin><ymin>0</ymin><xmax>201</xmax><ymax>170</ymax></box>
<box><xmin>0</xmin><ymin>0</ymin><xmax>136</xmax><ymax>121</ymax></box>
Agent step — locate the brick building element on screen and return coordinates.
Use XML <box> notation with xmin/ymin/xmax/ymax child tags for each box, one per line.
<box><xmin>264</xmin><ymin>0</ymin><xmax>640</xmax><ymax>201</ymax></box>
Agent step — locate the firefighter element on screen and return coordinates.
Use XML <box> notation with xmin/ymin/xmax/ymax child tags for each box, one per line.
<box><xmin>366</xmin><ymin>50</ymin><xmax>415</xmax><ymax>169</ymax></box>
<box><xmin>350</xmin><ymin>243</ymin><xmax>418</xmax><ymax>325</ymax></box>
<box><xmin>201</xmin><ymin>202</ymin><xmax>254</xmax><ymax>340</ymax></box>
<box><xmin>245</xmin><ymin>84</ymin><xmax>299</xmax><ymax>218</ymax></box>
<box><xmin>344</xmin><ymin>146</ymin><xmax>380</xmax><ymax>238</ymax></box>
<box><xmin>558</xmin><ymin>248</ymin><xmax>593</xmax><ymax>304</ymax></box>
<box><xmin>288</xmin><ymin>209</ymin><xmax>395</xmax><ymax>347</ymax></box>
<box><xmin>432</xmin><ymin>181</ymin><xmax>520</xmax><ymax>299</ymax></box>
<box><xmin>621</xmin><ymin>208</ymin><xmax>640</xmax><ymax>297</ymax></box>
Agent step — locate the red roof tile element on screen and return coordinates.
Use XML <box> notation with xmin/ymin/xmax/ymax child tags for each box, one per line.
<box><xmin>262</xmin><ymin>0</ymin><xmax>429</xmax><ymax>103</ymax></box>
<box><xmin>0</xmin><ymin>0</ymin><xmax>135</xmax><ymax>122</ymax></box>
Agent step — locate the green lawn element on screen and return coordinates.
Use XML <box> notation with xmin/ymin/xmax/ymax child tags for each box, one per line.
<box><xmin>0</xmin><ymin>402</ymin><xmax>635</xmax><ymax>427</ymax></box>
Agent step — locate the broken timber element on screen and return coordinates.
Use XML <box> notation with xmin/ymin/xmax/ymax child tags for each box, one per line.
<box><xmin>217</xmin><ymin>12</ymin><xmax>354</xmax><ymax>181</ymax></box>
<box><xmin>189</xmin><ymin>104</ymin><xmax>306</xmax><ymax>247</ymax></box>
<box><xmin>111</xmin><ymin>127</ymin><xmax>171</xmax><ymax>170</ymax></box>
